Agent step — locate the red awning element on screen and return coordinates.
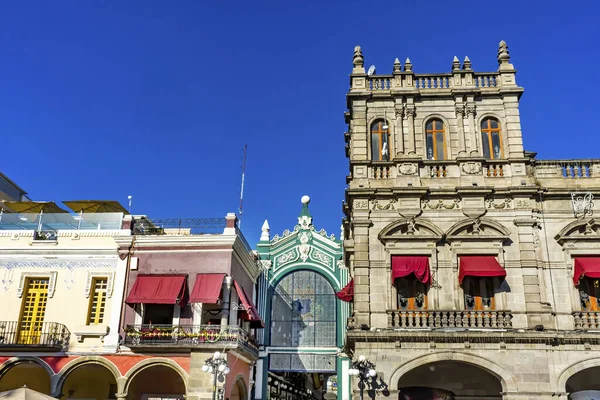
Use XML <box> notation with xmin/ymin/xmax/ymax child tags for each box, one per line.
<box><xmin>125</xmin><ymin>274</ymin><xmax>188</xmax><ymax>306</ymax></box>
<box><xmin>573</xmin><ymin>257</ymin><xmax>600</xmax><ymax>285</ymax></box>
<box><xmin>459</xmin><ymin>256</ymin><xmax>506</xmax><ymax>284</ymax></box>
<box><xmin>233</xmin><ymin>280</ymin><xmax>265</xmax><ymax>329</ymax></box>
<box><xmin>190</xmin><ymin>273</ymin><xmax>225</xmax><ymax>303</ymax></box>
<box><xmin>335</xmin><ymin>279</ymin><xmax>354</xmax><ymax>302</ymax></box>
<box><xmin>392</xmin><ymin>256</ymin><xmax>431</xmax><ymax>285</ymax></box>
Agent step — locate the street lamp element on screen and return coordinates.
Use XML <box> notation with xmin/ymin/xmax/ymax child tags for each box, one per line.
<box><xmin>201</xmin><ymin>351</ymin><xmax>231</xmax><ymax>400</ymax></box>
<box><xmin>348</xmin><ymin>355</ymin><xmax>377</xmax><ymax>400</ymax></box>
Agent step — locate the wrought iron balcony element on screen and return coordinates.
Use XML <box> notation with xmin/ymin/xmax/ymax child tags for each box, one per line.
<box><xmin>0</xmin><ymin>321</ymin><xmax>70</xmax><ymax>350</ymax></box>
<box><xmin>124</xmin><ymin>324</ymin><xmax>259</xmax><ymax>358</ymax></box>
<box><xmin>386</xmin><ymin>310</ymin><xmax>513</xmax><ymax>330</ymax></box>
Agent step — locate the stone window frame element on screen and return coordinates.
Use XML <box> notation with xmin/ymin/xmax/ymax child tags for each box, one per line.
<box><xmin>83</xmin><ymin>271</ymin><xmax>115</xmax><ymax>299</ymax></box>
<box><xmin>17</xmin><ymin>271</ymin><xmax>58</xmax><ymax>298</ymax></box>
<box><xmin>422</xmin><ymin>116</ymin><xmax>449</xmax><ymax>161</ymax></box>
<box><xmin>561</xmin><ymin>247</ymin><xmax>600</xmax><ymax>313</ymax></box>
<box><xmin>367</xmin><ymin>114</ymin><xmax>394</xmax><ymax>162</ymax></box>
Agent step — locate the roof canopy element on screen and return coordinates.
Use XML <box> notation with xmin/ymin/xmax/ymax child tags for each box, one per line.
<box><xmin>126</xmin><ymin>274</ymin><xmax>188</xmax><ymax>306</ymax></box>
<box><xmin>233</xmin><ymin>280</ymin><xmax>264</xmax><ymax>328</ymax></box>
<box><xmin>2</xmin><ymin>201</ymin><xmax>68</xmax><ymax>214</ymax></box>
<box><xmin>62</xmin><ymin>200</ymin><xmax>129</xmax><ymax>214</ymax></box>
<box><xmin>392</xmin><ymin>256</ymin><xmax>431</xmax><ymax>285</ymax></box>
<box><xmin>190</xmin><ymin>274</ymin><xmax>225</xmax><ymax>304</ymax></box>
<box><xmin>573</xmin><ymin>257</ymin><xmax>600</xmax><ymax>286</ymax></box>
<box><xmin>459</xmin><ymin>256</ymin><xmax>506</xmax><ymax>284</ymax></box>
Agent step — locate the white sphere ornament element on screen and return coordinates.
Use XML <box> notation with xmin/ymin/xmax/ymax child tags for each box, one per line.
<box><xmin>224</xmin><ymin>367</ymin><xmax>231</xmax><ymax>375</ymax></box>
<box><xmin>358</xmin><ymin>355</ymin><xmax>366</xmax><ymax>362</ymax></box>
<box><xmin>218</xmin><ymin>364</ymin><xmax>226</xmax><ymax>372</ymax></box>
<box><xmin>201</xmin><ymin>365</ymin><xmax>209</xmax><ymax>372</ymax></box>
<box><xmin>368</xmin><ymin>369</ymin><xmax>377</xmax><ymax>377</ymax></box>
<box><xmin>213</xmin><ymin>351</ymin><xmax>221</xmax><ymax>359</ymax></box>
<box><xmin>301</xmin><ymin>195</ymin><xmax>310</xmax><ymax>204</ymax></box>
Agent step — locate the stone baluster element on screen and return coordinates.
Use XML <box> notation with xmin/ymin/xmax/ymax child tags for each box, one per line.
<box><xmin>434</xmin><ymin>312</ymin><xmax>441</xmax><ymax>328</ymax></box>
<box><xmin>441</xmin><ymin>311</ymin><xmax>448</xmax><ymax>328</ymax></box>
<box><xmin>428</xmin><ymin>312</ymin><xmax>435</xmax><ymax>327</ymax></box>
<box><xmin>455</xmin><ymin>311</ymin><xmax>463</xmax><ymax>328</ymax></box>
<box><xmin>469</xmin><ymin>312</ymin><xmax>476</xmax><ymax>327</ymax></box>
<box><xmin>401</xmin><ymin>311</ymin><xmax>407</xmax><ymax>328</ymax></box>
<box><xmin>573</xmin><ymin>313</ymin><xmax>582</xmax><ymax>330</ymax></box>
<box><xmin>484</xmin><ymin>312</ymin><xmax>490</xmax><ymax>328</ymax></box>
<box><xmin>463</xmin><ymin>312</ymin><xmax>469</xmax><ymax>328</ymax></box>
<box><xmin>491</xmin><ymin>312</ymin><xmax>497</xmax><ymax>328</ymax></box>
<box><xmin>387</xmin><ymin>311</ymin><xmax>394</xmax><ymax>327</ymax></box>
<box><xmin>476</xmin><ymin>312</ymin><xmax>483</xmax><ymax>327</ymax></box>
<box><xmin>448</xmin><ymin>311</ymin><xmax>455</xmax><ymax>328</ymax></box>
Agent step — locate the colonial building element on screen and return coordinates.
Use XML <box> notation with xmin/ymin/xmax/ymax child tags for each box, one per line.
<box><xmin>343</xmin><ymin>42</ymin><xmax>600</xmax><ymax>399</ymax></box>
<box><xmin>254</xmin><ymin>197</ymin><xmax>352</xmax><ymax>400</ymax></box>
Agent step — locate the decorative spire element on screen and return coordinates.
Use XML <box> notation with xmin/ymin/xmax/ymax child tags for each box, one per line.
<box><xmin>462</xmin><ymin>56</ymin><xmax>472</xmax><ymax>70</ymax></box>
<box><xmin>452</xmin><ymin>56</ymin><xmax>460</xmax><ymax>71</ymax></box>
<box><xmin>298</xmin><ymin>195</ymin><xmax>313</xmax><ymax>229</ymax></box>
<box><xmin>260</xmin><ymin>219</ymin><xmax>270</xmax><ymax>241</ymax></box>
<box><xmin>404</xmin><ymin>57</ymin><xmax>412</xmax><ymax>72</ymax></box>
<box><xmin>393</xmin><ymin>58</ymin><xmax>401</xmax><ymax>73</ymax></box>
<box><xmin>353</xmin><ymin>45</ymin><xmax>364</xmax><ymax>69</ymax></box>
<box><xmin>497</xmin><ymin>40</ymin><xmax>510</xmax><ymax>65</ymax></box>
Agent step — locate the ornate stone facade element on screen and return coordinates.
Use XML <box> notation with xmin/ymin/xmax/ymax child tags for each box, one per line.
<box><xmin>343</xmin><ymin>42</ymin><xmax>600</xmax><ymax>399</ymax></box>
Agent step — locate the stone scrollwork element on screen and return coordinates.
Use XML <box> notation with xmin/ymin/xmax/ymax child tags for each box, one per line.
<box><xmin>461</xmin><ymin>162</ymin><xmax>482</xmax><ymax>175</ymax></box>
<box><xmin>311</xmin><ymin>248</ymin><xmax>333</xmax><ymax>268</ymax></box>
<box><xmin>277</xmin><ymin>249</ymin><xmax>298</xmax><ymax>267</ymax></box>
<box><xmin>486</xmin><ymin>198</ymin><xmax>513</xmax><ymax>209</ymax></box>
<box><xmin>353</xmin><ymin>199</ymin><xmax>369</xmax><ymax>210</ymax></box>
<box><xmin>372</xmin><ymin>199</ymin><xmax>397</xmax><ymax>211</ymax></box>
<box><xmin>423</xmin><ymin>199</ymin><xmax>461</xmax><ymax>210</ymax></box>
<box><xmin>259</xmin><ymin>260</ymin><xmax>272</xmax><ymax>270</ymax></box>
<box><xmin>398</xmin><ymin>163</ymin><xmax>418</xmax><ymax>175</ymax></box>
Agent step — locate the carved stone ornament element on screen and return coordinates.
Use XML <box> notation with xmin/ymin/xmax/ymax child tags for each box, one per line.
<box><xmin>516</xmin><ymin>199</ymin><xmax>532</xmax><ymax>209</ymax></box>
<box><xmin>465</xmin><ymin>103</ymin><xmax>476</xmax><ymax>116</ymax></box>
<box><xmin>486</xmin><ymin>198</ymin><xmax>512</xmax><ymax>209</ymax></box>
<box><xmin>403</xmin><ymin>105</ymin><xmax>416</xmax><ymax>119</ymax></box>
<box><xmin>259</xmin><ymin>260</ymin><xmax>272</xmax><ymax>270</ymax></box>
<box><xmin>277</xmin><ymin>249</ymin><xmax>298</xmax><ymax>268</ymax></box>
<box><xmin>423</xmin><ymin>199</ymin><xmax>461</xmax><ymax>210</ymax></box>
<box><xmin>353</xmin><ymin>199</ymin><xmax>369</xmax><ymax>210</ymax></box>
<box><xmin>571</xmin><ymin>192</ymin><xmax>594</xmax><ymax>219</ymax></box>
<box><xmin>84</xmin><ymin>271</ymin><xmax>115</xmax><ymax>299</ymax></box>
<box><xmin>455</xmin><ymin>104</ymin><xmax>465</xmax><ymax>117</ymax></box>
<box><xmin>461</xmin><ymin>162</ymin><xmax>482</xmax><ymax>175</ymax></box>
<box><xmin>17</xmin><ymin>271</ymin><xmax>58</xmax><ymax>298</ymax></box>
<box><xmin>399</xmin><ymin>163</ymin><xmax>418</xmax><ymax>175</ymax></box>
<box><xmin>372</xmin><ymin>199</ymin><xmax>397</xmax><ymax>211</ymax></box>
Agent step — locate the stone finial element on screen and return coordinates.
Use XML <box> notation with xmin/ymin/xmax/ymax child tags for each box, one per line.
<box><xmin>260</xmin><ymin>219</ymin><xmax>270</xmax><ymax>241</ymax></box>
<box><xmin>498</xmin><ymin>40</ymin><xmax>510</xmax><ymax>65</ymax></box>
<box><xmin>298</xmin><ymin>195</ymin><xmax>313</xmax><ymax>229</ymax></box>
<box><xmin>353</xmin><ymin>45</ymin><xmax>364</xmax><ymax>68</ymax></box>
<box><xmin>462</xmin><ymin>56</ymin><xmax>472</xmax><ymax>70</ymax></box>
<box><xmin>404</xmin><ymin>57</ymin><xmax>412</xmax><ymax>72</ymax></box>
<box><xmin>393</xmin><ymin>58</ymin><xmax>401</xmax><ymax>72</ymax></box>
<box><xmin>452</xmin><ymin>56</ymin><xmax>460</xmax><ymax>71</ymax></box>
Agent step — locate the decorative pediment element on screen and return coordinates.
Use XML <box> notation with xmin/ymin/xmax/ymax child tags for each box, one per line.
<box><xmin>379</xmin><ymin>218</ymin><xmax>443</xmax><ymax>242</ymax></box>
<box><xmin>555</xmin><ymin>218</ymin><xmax>600</xmax><ymax>245</ymax></box>
<box><xmin>446</xmin><ymin>217</ymin><xmax>510</xmax><ymax>241</ymax></box>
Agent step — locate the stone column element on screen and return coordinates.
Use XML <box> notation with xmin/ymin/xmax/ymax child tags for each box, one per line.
<box><xmin>465</xmin><ymin>101</ymin><xmax>478</xmax><ymax>155</ymax></box>
<box><xmin>455</xmin><ymin>103</ymin><xmax>466</xmax><ymax>156</ymax></box>
<box><xmin>394</xmin><ymin>102</ymin><xmax>404</xmax><ymax>157</ymax></box>
<box><xmin>221</xmin><ymin>277</ymin><xmax>232</xmax><ymax>328</ymax></box>
<box><xmin>404</xmin><ymin>104</ymin><xmax>416</xmax><ymax>155</ymax></box>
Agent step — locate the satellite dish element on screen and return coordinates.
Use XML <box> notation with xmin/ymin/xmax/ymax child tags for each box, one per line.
<box><xmin>367</xmin><ymin>65</ymin><xmax>376</xmax><ymax>76</ymax></box>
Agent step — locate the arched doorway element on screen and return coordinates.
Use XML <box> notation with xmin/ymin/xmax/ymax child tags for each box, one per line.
<box><xmin>61</xmin><ymin>363</ymin><xmax>118</xmax><ymax>400</ymax></box>
<box><xmin>0</xmin><ymin>360</ymin><xmax>52</xmax><ymax>394</ymax></box>
<box><xmin>566</xmin><ymin>366</ymin><xmax>600</xmax><ymax>399</ymax></box>
<box><xmin>230</xmin><ymin>377</ymin><xmax>247</xmax><ymax>400</ymax></box>
<box><xmin>126</xmin><ymin>365</ymin><xmax>186</xmax><ymax>400</ymax></box>
<box><xmin>398</xmin><ymin>361</ymin><xmax>502</xmax><ymax>399</ymax></box>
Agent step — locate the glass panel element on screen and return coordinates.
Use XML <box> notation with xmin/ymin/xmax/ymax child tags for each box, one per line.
<box><xmin>491</xmin><ymin>131</ymin><xmax>501</xmax><ymax>159</ymax></box>
<box><xmin>435</xmin><ymin>132</ymin><xmax>444</xmax><ymax>160</ymax></box>
<box><xmin>270</xmin><ymin>321</ymin><xmax>292</xmax><ymax>346</ymax></box>
<box><xmin>381</xmin><ymin>133</ymin><xmax>389</xmax><ymax>161</ymax></box>
<box><xmin>426</xmin><ymin>133</ymin><xmax>434</xmax><ymax>160</ymax></box>
<box><xmin>490</xmin><ymin>119</ymin><xmax>499</xmax><ymax>129</ymax></box>
<box><xmin>481</xmin><ymin>119</ymin><xmax>488</xmax><ymax>129</ymax></box>
<box><xmin>426</xmin><ymin>121</ymin><xmax>433</xmax><ymax>131</ymax></box>
<box><xmin>481</xmin><ymin>132</ymin><xmax>491</xmax><ymax>158</ymax></box>
<box><xmin>371</xmin><ymin>134</ymin><xmax>380</xmax><ymax>161</ymax></box>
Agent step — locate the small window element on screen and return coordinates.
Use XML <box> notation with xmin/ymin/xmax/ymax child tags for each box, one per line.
<box><xmin>87</xmin><ymin>278</ymin><xmax>108</xmax><ymax>325</ymax></box>
<box><xmin>481</xmin><ymin>118</ymin><xmax>502</xmax><ymax>159</ymax></box>
<box><xmin>395</xmin><ymin>276</ymin><xmax>428</xmax><ymax>310</ymax></box>
<box><xmin>425</xmin><ymin>119</ymin><xmax>446</xmax><ymax>160</ymax></box>
<box><xmin>578</xmin><ymin>277</ymin><xmax>600</xmax><ymax>311</ymax></box>
<box><xmin>143</xmin><ymin>304</ymin><xmax>175</xmax><ymax>325</ymax></box>
<box><xmin>371</xmin><ymin>120</ymin><xmax>390</xmax><ymax>161</ymax></box>
<box><xmin>463</xmin><ymin>277</ymin><xmax>495</xmax><ymax>310</ymax></box>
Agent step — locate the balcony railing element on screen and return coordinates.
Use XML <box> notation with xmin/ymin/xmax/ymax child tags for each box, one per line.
<box><xmin>133</xmin><ymin>218</ymin><xmax>227</xmax><ymax>235</ymax></box>
<box><xmin>573</xmin><ymin>312</ymin><xmax>600</xmax><ymax>330</ymax></box>
<box><xmin>0</xmin><ymin>321</ymin><xmax>70</xmax><ymax>349</ymax></box>
<box><xmin>124</xmin><ymin>324</ymin><xmax>258</xmax><ymax>355</ymax></box>
<box><xmin>0</xmin><ymin>212</ymin><xmax>123</xmax><ymax>231</ymax></box>
<box><xmin>387</xmin><ymin>310</ymin><xmax>513</xmax><ymax>330</ymax></box>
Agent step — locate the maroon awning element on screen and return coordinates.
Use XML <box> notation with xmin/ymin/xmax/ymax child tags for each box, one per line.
<box><xmin>459</xmin><ymin>256</ymin><xmax>506</xmax><ymax>284</ymax></box>
<box><xmin>125</xmin><ymin>274</ymin><xmax>188</xmax><ymax>306</ymax></box>
<box><xmin>335</xmin><ymin>279</ymin><xmax>354</xmax><ymax>302</ymax></box>
<box><xmin>190</xmin><ymin>273</ymin><xmax>225</xmax><ymax>303</ymax></box>
<box><xmin>392</xmin><ymin>256</ymin><xmax>430</xmax><ymax>285</ymax></box>
<box><xmin>573</xmin><ymin>257</ymin><xmax>600</xmax><ymax>286</ymax></box>
<box><xmin>233</xmin><ymin>280</ymin><xmax>265</xmax><ymax>329</ymax></box>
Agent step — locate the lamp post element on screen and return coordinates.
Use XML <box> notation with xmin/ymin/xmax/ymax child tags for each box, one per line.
<box><xmin>347</xmin><ymin>355</ymin><xmax>377</xmax><ymax>400</ymax></box>
<box><xmin>201</xmin><ymin>351</ymin><xmax>231</xmax><ymax>400</ymax></box>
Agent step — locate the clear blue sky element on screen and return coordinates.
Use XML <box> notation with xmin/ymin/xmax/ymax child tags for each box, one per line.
<box><xmin>1</xmin><ymin>0</ymin><xmax>598</xmax><ymax>246</ymax></box>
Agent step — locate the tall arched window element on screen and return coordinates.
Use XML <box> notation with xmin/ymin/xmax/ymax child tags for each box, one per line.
<box><xmin>481</xmin><ymin>118</ymin><xmax>502</xmax><ymax>159</ymax></box>
<box><xmin>270</xmin><ymin>270</ymin><xmax>336</xmax><ymax>347</ymax></box>
<box><xmin>371</xmin><ymin>120</ymin><xmax>390</xmax><ymax>161</ymax></box>
<box><xmin>425</xmin><ymin>119</ymin><xmax>446</xmax><ymax>160</ymax></box>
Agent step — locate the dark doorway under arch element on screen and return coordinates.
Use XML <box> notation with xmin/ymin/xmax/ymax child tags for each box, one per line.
<box><xmin>126</xmin><ymin>365</ymin><xmax>186</xmax><ymax>400</ymax></box>
<box><xmin>61</xmin><ymin>363</ymin><xmax>118</xmax><ymax>400</ymax></box>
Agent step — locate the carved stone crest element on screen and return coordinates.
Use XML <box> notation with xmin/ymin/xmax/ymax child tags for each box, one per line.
<box><xmin>354</xmin><ymin>199</ymin><xmax>369</xmax><ymax>210</ymax></box>
<box><xmin>462</xmin><ymin>162</ymin><xmax>482</xmax><ymax>175</ymax></box>
<box><xmin>399</xmin><ymin>163</ymin><xmax>418</xmax><ymax>175</ymax></box>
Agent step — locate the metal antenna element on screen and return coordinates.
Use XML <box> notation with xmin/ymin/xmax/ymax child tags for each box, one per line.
<box><xmin>128</xmin><ymin>195</ymin><xmax>133</xmax><ymax>214</ymax></box>
<box><xmin>238</xmin><ymin>144</ymin><xmax>248</xmax><ymax>228</ymax></box>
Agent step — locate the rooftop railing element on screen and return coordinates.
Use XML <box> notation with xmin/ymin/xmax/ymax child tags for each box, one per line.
<box><xmin>133</xmin><ymin>217</ymin><xmax>227</xmax><ymax>235</ymax></box>
<box><xmin>0</xmin><ymin>212</ymin><xmax>123</xmax><ymax>231</ymax></box>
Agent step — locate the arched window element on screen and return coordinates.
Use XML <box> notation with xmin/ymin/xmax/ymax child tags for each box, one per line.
<box><xmin>371</xmin><ymin>120</ymin><xmax>390</xmax><ymax>161</ymax></box>
<box><xmin>481</xmin><ymin>118</ymin><xmax>502</xmax><ymax>159</ymax></box>
<box><xmin>425</xmin><ymin>119</ymin><xmax>446</xmax><ymax>160</ymax></box>
<box><xmin>270</xmin><ymin>270</ymin><xmax>336</xmax><ymax>347</ymax></box>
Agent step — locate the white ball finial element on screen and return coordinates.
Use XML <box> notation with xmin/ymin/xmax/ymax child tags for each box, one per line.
<box><xmin>301</xmin><ymin>195</ymin><xmax>310</xmax><ymax>204</ymax></box>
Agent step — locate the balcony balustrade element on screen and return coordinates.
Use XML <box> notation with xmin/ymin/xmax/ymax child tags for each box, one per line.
<box><xmin>124</xmin><ymin>324</ymin><xmax>259</xmax><ymax>357</ymax></box>
<box><xmin>387</xmin><ymin>310</ymin><xmax>513</xmax><ymax>330</ymax></box>
<box><xmin>0</xmin><ymin>321</ymin><xmax>70</xmax><ymax>350</ymax></box>
<box><xmin>573</xmin><ymin>312</ymin><xmax>600</xmax><ymax>330</ymax></box>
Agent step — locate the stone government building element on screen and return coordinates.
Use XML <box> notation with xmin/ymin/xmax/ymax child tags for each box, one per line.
<box><xmin>343</xmin><ymin>41</ymin><xmax>600</xmax><ymax>399</ymax></box>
